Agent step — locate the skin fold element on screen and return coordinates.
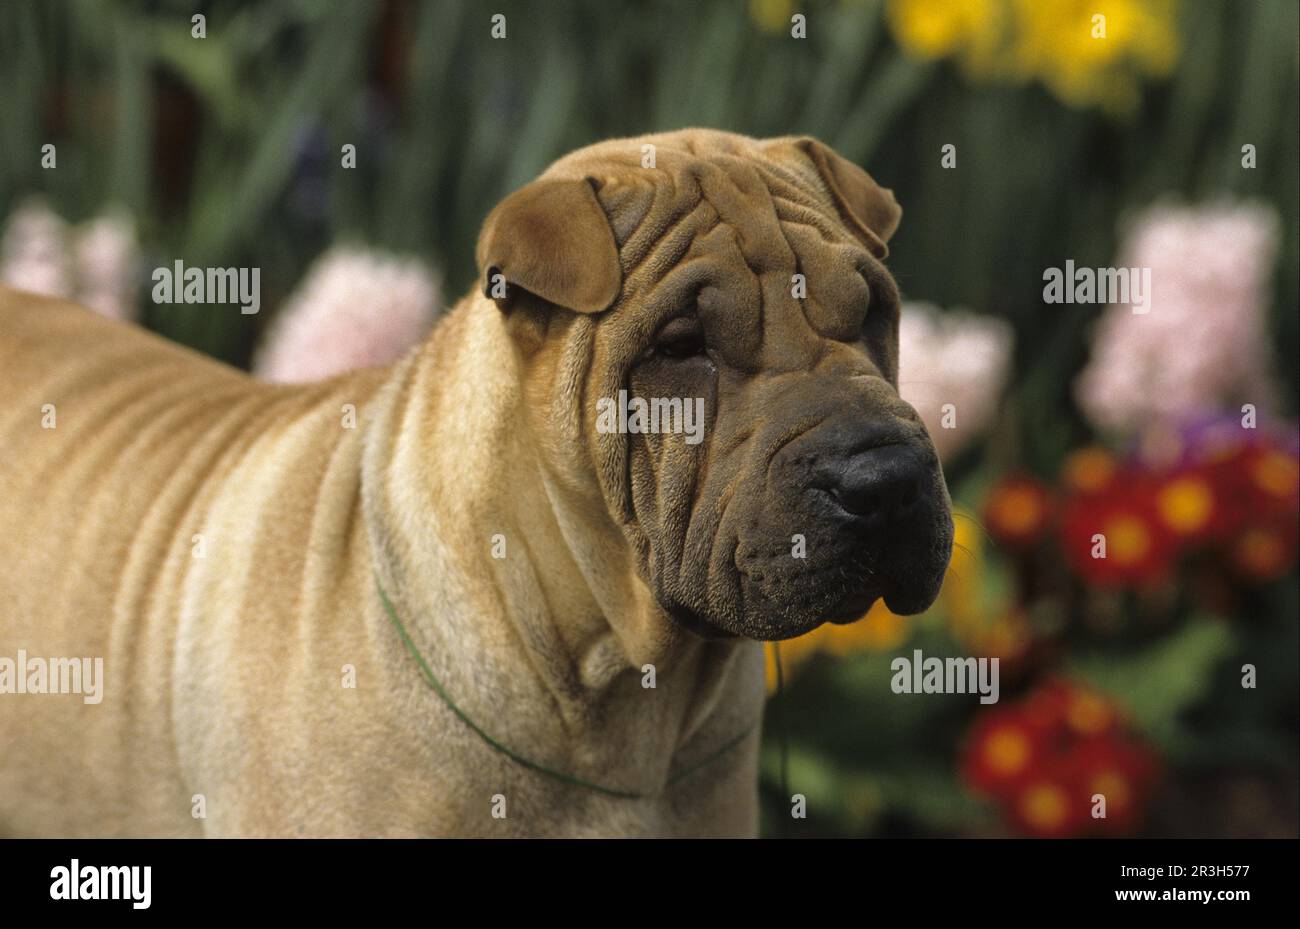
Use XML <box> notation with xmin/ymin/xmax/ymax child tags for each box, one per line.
<box><xmin>0</xmin><ymin>129</ymin><xmax>950</xmax><ymax>837</ymax></box>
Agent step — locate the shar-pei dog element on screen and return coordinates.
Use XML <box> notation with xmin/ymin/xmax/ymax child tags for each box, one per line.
<box><xmin>0</xmin><ymin>129</ymin><xmax>952</xmax><ymax>837</ymax></box>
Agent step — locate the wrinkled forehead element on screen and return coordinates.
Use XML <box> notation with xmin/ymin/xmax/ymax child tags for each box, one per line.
<box><xmin>542</xmin><ymin>133</ymin><xmax>866</xmax><ymax>265</ymax></box>
<box><xmin>543</xmin><ymin>133</ymin><xmax>887</xmax><ymax>360</ymax></box>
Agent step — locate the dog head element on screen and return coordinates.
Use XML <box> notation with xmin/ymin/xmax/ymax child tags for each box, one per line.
<box><xmin>476</xmin><ymin>129</ymin><xmax>952</xmax><ymax>641</ymax></box>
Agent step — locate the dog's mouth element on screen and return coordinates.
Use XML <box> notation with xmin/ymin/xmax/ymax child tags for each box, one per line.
<box><xmin>661</xmin><ymin>557</ymin><xmax>900</xmax><ymax>639</ymax></box>
<box><xmin>823</xmin><ymin>584</ymin><xmax>887</xmax><ymax>624</ymax></box>
<box><xmin>643</xmin><ymin>422</ymin><xmax>954</xmax><ymax>641</ymax></box>
<box><xmin>658</xmin><ymin>556</ymin><xmax>942</xmax><ymax>641</ymax></box>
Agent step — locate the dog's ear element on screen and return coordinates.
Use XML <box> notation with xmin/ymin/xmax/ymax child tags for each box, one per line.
<box><xmin>476</xmin><ymin>177</ymin><xmax>622</xmax><ymax>314</ymax></box>
<box><xmin>780</xmin><ymin>137</ymin><xmax>901</xmax><ymax>259</ymax></box>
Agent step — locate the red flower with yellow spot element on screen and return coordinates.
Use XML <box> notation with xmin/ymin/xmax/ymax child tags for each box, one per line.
<box><xmin>1063</xmin><ymin>738</ymin><xmax>1159</xmax><ymax>836</ymax></box>
<box><xmin>1227</xmin><ymin>514</ymin><xmax>1298</xmax><ymax>582</ymax></box>
<box><xmin>1156</xmin><ymin>472</ymin><xmax>1215</xmax><ymax>536</ymax></box>
<box><xmin>1151</xmin><ymin>460</ymin><xmax>1246</xmax><ymax>547</ymax></box>
<box><xmin>1240</xmin><ymin>445</ymin><xmax>1300</xmax><ymax>511</ymax></box>
<box><xmin>1060</xmin><ymin>446</ymin><xmax>1119</xmax><ymax>495</ymax></box>
<box><xmin>960</xmin><ymin>708</ymin><xmax>1043</xmax><ymax>798</ymax></box>
<box><xmin>983</xmin><ymin>474</ymin><xmax>1053</xmax><ymax>548</ymax></box>
<box><xmin>1204</xmin><ymin>441</ymin><xmax>1300</xmax><ymax>581</ymax></box>
<box><xmin>1059</xmin><ymin>476</ymin><xmax>1175</xmax><ymax>588</ymax></box>
<box><xmin>1065</xmin><ymin>689</ymin><xmax>1118</xmax><ymax>737</ymax></box>
<box><xmin>1026</xmin><ymin>678</ymin><xmax>1120</xmax><ymax>738</ymax></box>
<box><xmin>1007</xmin><ymin>775</ymin><xmax>1089</xmax><ymax>839</ymax></box>
<box><xmin>963</xmin><ymin>680</ymin><xmax>1159</xmax><ymax>838</ymax></box>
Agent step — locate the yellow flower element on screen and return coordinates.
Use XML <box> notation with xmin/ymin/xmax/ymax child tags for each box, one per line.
<box><xmin>763</xmin><ymin>599</ymin><xmax>916</xmax><ymax>691</ymax></box>
<box><xmin>825</xmin><ymin>600</ymin><xmax>911</xmax><ymax>654</ymax></box>
<box><xmin>886</xmin><ymin>0</ymin><xmax>1005</xmax><ymax>70</ymax></box>
<box><xmin>942</xmin><ymin>510</ymin><xmax>987</xmax><ymax>634</ymax></box>
<box><xmin>750</xmin><ymin>0</ymin><xmax>796</xmax><ymax>34</ymax></box>
<box><xmin>1012</xmin><ymin>0</ymin><xmax>1178</xmax><ymax>111</ymax></box>
<box><xmin>885</xmin><ymin>0</ymin><xmax>1180</xmax><ymax>112</ymax></box>
<box><xmin>765</xmin><ymin>631</ymin><xmax>823</xmax><ymax>692</ymax></box>
<box><xmin>944</xmin><ymin>512</ymin><xmax>1036</xmax><ymax>661</ymax></box>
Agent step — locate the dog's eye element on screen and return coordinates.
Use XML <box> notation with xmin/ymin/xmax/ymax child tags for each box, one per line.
<box><xmin>653</xmin><ymin>317</ymin><xmax>706</xmax><ymax>359</ymax></box>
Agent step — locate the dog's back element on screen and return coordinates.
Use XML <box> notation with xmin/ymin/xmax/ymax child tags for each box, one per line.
<box><xmin>0</xmin><ymin>288</ymin><xmax>386</xmax><ymax>835</ymax></box>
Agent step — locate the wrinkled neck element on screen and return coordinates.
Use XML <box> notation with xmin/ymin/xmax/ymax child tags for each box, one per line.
<box><xmin>360</xmin><ymin>300</ymin><xmax>750</xmax><ymax>784</ymax></box>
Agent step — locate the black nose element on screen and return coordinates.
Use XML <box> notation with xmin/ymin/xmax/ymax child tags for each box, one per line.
<box><xmin>828</xmin><ymin>444</ymin><xmax>924</xmax><ymax>522</ymax></box>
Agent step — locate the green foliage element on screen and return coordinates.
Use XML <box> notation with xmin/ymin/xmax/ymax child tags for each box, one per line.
<box><xmin>3</xmin><ymin>0</ymin><xmax>1296</xmax><ymax>411</ymax></box>
<box><xmin>1066</xmin><ymin>616</ymin><xmax>1233</xmax><ymax>752</ymax></box>
<box><xmin>762</xmin><ymin>620</ymin><xmax>999</xmax><ymax>836</ymax></box>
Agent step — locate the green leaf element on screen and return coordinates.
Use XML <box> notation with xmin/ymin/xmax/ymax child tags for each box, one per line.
<box><xmin>1065</xmin><ymin>618</ymin><xmax>1234</xmax><ymax>748</ymax></box>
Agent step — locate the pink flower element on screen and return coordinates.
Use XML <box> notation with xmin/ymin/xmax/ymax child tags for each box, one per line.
<box><xmin>898</xmin><ymin>302</ymin><xmax>1015</xmax><ymax>462</ymax></box>
<box><xmin>73</xmin><ymin>213</ymin><xmax>140</xmax><ymax>321</ymax></box>
<box><xmin>1</xmin><ymin>199</ymin><xmax>141</xmax><ymax>321</ymax></box>
<box><xmin>0</xmin><ymin>198</ymin><xmax>74</xmax><ymax>299</ymax></box>
<box><xmin>1075</xmin><ymin>200</ymin><xmax>1281</xmax><ymax>435</ymax></box>
<box><xmin>254</xmin><ymin>246</ymin><xmax>441</xmax><ymax>383</ymax></box>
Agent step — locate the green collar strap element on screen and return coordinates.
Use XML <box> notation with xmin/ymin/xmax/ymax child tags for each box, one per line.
<box><xmin>376</xmin><ymin>577</ymin><xmax>760</xmax><ymax>801</ymax></box>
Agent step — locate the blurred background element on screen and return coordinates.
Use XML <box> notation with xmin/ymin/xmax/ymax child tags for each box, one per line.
<box><xmin>1</xmin><ymin>0</ymin><xmax>1296</xmax><ymax>837</ymax></box>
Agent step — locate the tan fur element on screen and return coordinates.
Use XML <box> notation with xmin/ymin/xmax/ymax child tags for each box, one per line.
<box><xmin>0</xmin><ymin>129</ymin><xmax>931</xmax><ymax>837</ymax></box>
